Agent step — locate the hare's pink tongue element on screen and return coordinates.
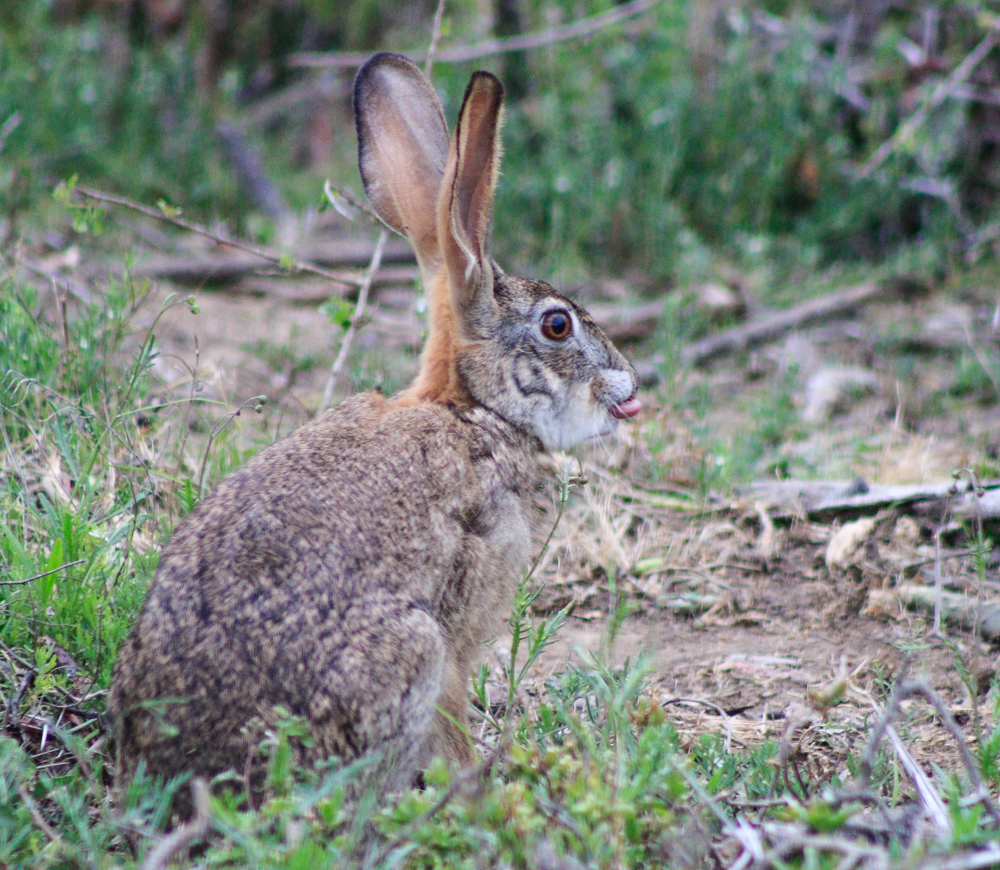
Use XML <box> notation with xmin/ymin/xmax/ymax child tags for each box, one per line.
<box><xmin>610</xmin><ymin>398</ymin><xmax>642</xmax><ymax>420</ymax></box>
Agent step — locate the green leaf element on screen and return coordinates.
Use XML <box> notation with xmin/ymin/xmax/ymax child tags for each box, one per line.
<box><xmin>320</xmin><ymin>299</ymin><xmax>355</xmax><ymax>331</ymax></box>
<box><xmin>156</xmin><ymin>198</ymin><xmax>182</xmax><ymax>218</ymax></box>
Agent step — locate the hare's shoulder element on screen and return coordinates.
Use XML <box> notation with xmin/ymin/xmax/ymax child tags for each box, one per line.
<box><xmin>158</xmin><ymin>393</ymin><xmax>538</xmax><ymax>588</ymax></box>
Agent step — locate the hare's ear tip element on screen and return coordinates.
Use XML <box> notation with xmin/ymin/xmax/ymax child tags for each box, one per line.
<box><xmin>468</xmin><ymin>70</ymin><xmax>504</xmax><ymax>97</ymax></box>
<box><xmin>355</xmin><ymin>53</ymin><xmax>419</xmax><ymax>115</ymax></box>
<box><xmin>356</xmin><ymin>52</ymin><xmax>422</xmax><ymax>81</ymax></box>
<box><xmin>471</xmin><ymin>70</ymin><xmax>502</xmax><ymax>85</ymax></box>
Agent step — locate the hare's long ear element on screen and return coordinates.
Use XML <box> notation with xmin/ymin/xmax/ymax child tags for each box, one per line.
<box><xmin>438</xmin><ymin>72</ymin><xmax>504</xmax><ymax>327</ymax></box>
<box><xmin>354</xmin><ymin>53</ymin><xmax>449</xmax><ymax>278</ymax></box>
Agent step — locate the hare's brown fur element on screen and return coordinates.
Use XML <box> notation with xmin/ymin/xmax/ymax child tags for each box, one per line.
<box><xmin>109</xmin><ymin>53</ymin><xmax>639</xmax><ymax>802</ymax></box>
<box><xmin>110</xmin><ymin>393</ymin><xmax>537</xmax><ymax>792</ymax></box>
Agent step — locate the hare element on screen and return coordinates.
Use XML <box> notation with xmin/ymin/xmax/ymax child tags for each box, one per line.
<box><xmin>108</xmin><ymin>52</ymin><xmax>641</xmax><ymax>803</ymax></box>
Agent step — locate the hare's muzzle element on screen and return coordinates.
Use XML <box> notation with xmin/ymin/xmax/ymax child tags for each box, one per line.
<box><xmin>610</xmin><ymin>397</ymin><xmax>642</xmax><ymax>420</ymax></box>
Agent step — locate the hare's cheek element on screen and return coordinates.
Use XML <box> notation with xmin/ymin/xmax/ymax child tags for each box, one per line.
<box><xmin>536</xmin><ymin>381</ymin><xmax>610</xmax><ymax>450</ymax></box>
<box><xmin>512</xmin><ymin>355</ymin><xmax>558</xmax><ymax>404</ymax></box>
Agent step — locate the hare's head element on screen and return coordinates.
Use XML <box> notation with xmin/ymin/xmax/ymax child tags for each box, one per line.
<box><xmin>354</xmin><ymin>53</ymin><xmax>639</xmax><ymax>450</ymax></box>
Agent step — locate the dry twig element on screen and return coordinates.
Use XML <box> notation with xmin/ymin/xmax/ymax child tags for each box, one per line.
<box><xmin>0</xmin><ymin>559</ymin><xmax>86</xmax><ymax>586</ymax></box>
<box><xmin>74</xmin><ymin>187</ymin><xmax>364</xmax><ymax>289</ymax></box>
<box><xmin>424</xmin><ymin>0</ymin><xmax>447</xmax><ymax>76</ymax></box>
<box><xmin>140</xmin><ymin>778</ymin><xmax>211</xmax><ymax>870</ymax></box>
<box><xmin>858</xmin><ymin>33</ymin><xmax>997</xmax><ymax>178</ymax></box>
<box><xmin>680</xmin><ymin>283</ymin><xmax>885</xmax><ymax>366</ymax></box>
<box><xmin>18</xmin><ymin>784</ymin><xmax>63</xmax><ymax>849</ymax></box>
<box><xmin>744</xmin><ymin>477</ymin><xmax>1000</xmax><ymax>520</ymax></box>
<box><xmin>290</xmin><ymin>0</ymin><xmax>659</xmax><ymax>69</ymax></box>
<box><xmin>319</xmin><ymin>231</ymin><xmax>388</xmax><ymax>411</ymax></box>
<box><xmin>858</xmin><ymin>675</ymin><xmax>1000</xmax><ymax>829</ymax></box>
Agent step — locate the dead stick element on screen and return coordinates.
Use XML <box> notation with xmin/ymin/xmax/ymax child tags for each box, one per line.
<box><xmin>424</xmin><ymin>0</ymin><xmax>447</xmax><ymax>76</ymax></box>
<box><xmin>20</xmin><ymin>259</ymin><xmax>94</xmax><ymax>305</ymax></box>
<box><xmin>319</xmin><ymin>231</ymin><xmax>388</xmax><ymax>411</ymax></box>
<box><xmin>0</xmin><ymin>559</ymin><xmax>86</xmax><ymax>586</ymax></box>
<box><xmin>140</xmin><ymin>778</ymin><xmax>211</xmax><ymax>870</ymax></box>
<box><xmin>861</xmin><ymin>675</ymin><xmax>1000</xmax><ymax>828</ymax></box>
<box><xmin>680</xmin><ymin>282</ymin><xmax>884</xmax><ymax>366</ymax></box>
<box><xmin>904</xmin><ymin>679</ymin><xmax>1000</xmax><ymax>828</ymax></box>
<box><xmin>290</xmin><ymin>0</ymin><xmax>659</xmax><ymax>69</ymax></box>
<box><xmin>75</xmin><ymin>187</ymin><xmax>364</xmax><ymax>288</ymax></box>
<box><xmin>859</xmin><ymin>33</ymin><xmax>997</xmax><ymax>178</ymax></box>
<box><xmin>662</xmin><ymin>697</ymin><xmax>733</xmax><ymax>754</ymax></box>
<box><xmin>896</xmin><ymin>584</ymin><xmax>1000</xmax><ymax>642</ymax></box>
<box><xmin>924</xmin><ymin>846</ymin><xmax>1000</xmax><ymax>870</ymax></box>
<box><xmin>18</xmin><ymin>784</ymin><xmax>63</xmax><ymax>848</ymax></box>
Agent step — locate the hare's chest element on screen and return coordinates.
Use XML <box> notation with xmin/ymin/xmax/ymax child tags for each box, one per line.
<box><xmin>475</xmin><ymin>486</ymin><xmax>532</xmax><ymax>579</ymax></box>
<box><xmin>431</xmin><ymin>480</ymin><xmax>532</xmax><ymax>637</ymax></box>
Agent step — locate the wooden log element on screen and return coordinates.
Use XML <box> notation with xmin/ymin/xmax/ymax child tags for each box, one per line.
<box><xmin>586</xmin><ymin>299</ymin><xmax>663</xmax><ymax>343</ymax></box>
<box><xmin>131</xmin><ymin>239</ymin><xmax>415</xmax><ymax>285</ymax></box>
<box><xmin>679</xmin><ymin>282</ymin><xmax>885</xmax><ymax>366</ymax></box>
<box><xmin>20</xmin><ymin>259</ymin><xmax>94</xmax><ymax>304</ymax></box>
<box><xmin>895</xmin><ymin>583</ymin><xmax>1000</xmax><ymax>641</ymax></box>
<box><xmin>743</xmin><ymin>478</ymin><xmax>1000</xmax><ymax>521</ymax></box>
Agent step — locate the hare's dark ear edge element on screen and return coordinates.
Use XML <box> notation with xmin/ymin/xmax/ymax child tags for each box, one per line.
<box><xmin>441</xmin><ymin>70</ymin><xmax>505</xmax><ymax>304</ymax></box>
<box><xmin>353</xmin><ymin>52</ymin><xmax>449</xmax><ymax>262</ymax></box>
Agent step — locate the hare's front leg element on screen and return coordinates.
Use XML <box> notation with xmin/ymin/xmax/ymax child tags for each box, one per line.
<box><xmin>429</xmin><ymin>648</ymin><xmax>478</xmax><ymax>769</ymax></box>
<box><xmin>306</xmin><ymin>600</ymin><xmax>447</xmax><ymax>794</ymax></box>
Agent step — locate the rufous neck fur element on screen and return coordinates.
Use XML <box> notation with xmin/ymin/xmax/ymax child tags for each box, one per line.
<box><xmin>397</xmin><ymin>268</ymin><xmax>473</xmax><ymax>408</ymax></box>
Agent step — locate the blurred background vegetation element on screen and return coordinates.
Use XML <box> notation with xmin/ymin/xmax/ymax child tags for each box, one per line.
<box><xmin>3</xmin><ymin>0</ymin><xmax>1000</xmax><ymax>287</ymax></box>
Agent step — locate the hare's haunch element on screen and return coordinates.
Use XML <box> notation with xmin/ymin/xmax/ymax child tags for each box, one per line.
<box><xmin>109</xmin><ymin>53</ymin><xmax>640</xmax><ymax>802</ymax></box>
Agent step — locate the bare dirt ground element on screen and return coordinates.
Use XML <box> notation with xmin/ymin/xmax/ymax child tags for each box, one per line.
<box><xmin>77</xmin><ymin>215</ymin><xmax>1000</xmax><ymax>779</ymax></box>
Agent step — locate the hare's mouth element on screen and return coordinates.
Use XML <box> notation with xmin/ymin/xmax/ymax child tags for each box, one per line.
<box><xmin>609</xmin><ymin>397</ymin><xmax>642</xmax><ymax>420</ymax></box>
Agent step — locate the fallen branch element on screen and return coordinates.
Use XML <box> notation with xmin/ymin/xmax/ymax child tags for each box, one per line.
<box><xmin>922</xmin><ymin>845</ymin><xmax>1000</xmax><ymax>870</ymax></box>
<box><xmin>743</xmin><ymin>477</ymin><xmax>1000</xmax><ymax>521</ymax></box>
<box><xmin>290</xmin><ymin>0</ymin><xmax>659</xmax><ymax>69</ymax></box>
<box><xmin>586</xmin><ymin>299</ymin><xmax>663</xmax><ymax>343</ymax></box>
<box><xmin>140</xmin><ymin>778</ymin><xmax>211</xmax><ymax>870</ymax></box>
<box><xmin>130</xmin><ymin>239</ymin><xmax>414</xmax><ymax>286</ymax></box>
<box><xmin>895</xmin><ymin>584</ymin><xmax>1000</xmax><ymax>642</ymax></box>
<box><xmin>853</xmin><ymin>678</ymin><xmax>950</xmax><ymax>830</ymax></box>
<box><xmin>74</xmin><ymin>187</ymin><xmax>364</xmax><ymax>289</ymax></box>
<box><xmin>679</xmin><ymin>282</ymin><xmax>884</xmax><ymax>366</ymax></box>
<box><xmin>876</xmin><ymin>678</ymin><xmax>1000</xmax><ymax>827</ymax></box>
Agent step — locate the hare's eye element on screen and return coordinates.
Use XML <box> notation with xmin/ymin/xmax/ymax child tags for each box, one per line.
<box><xmin>541</xmin><ymin>310</ymin><xmax>572</xmax><ymax>341</ymax></box>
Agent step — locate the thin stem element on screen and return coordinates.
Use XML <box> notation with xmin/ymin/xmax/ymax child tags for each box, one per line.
<box><xmin>75</xmin><ymin>186</ymin><xmax>364</xmax><ymax>288</ymax></box>
<box><xmin>290</xmin><ymin>0</ymin><xmax>660</xmax><ymax>69</ymax></box>
<box><xmin>0</xmin><ymin>559</ymin><xmax>86</xmax><ymax>586</ymax></box>
<box><xmin>425</xmin><ymin>0</ymin><xmax>447</xmax><ymax>76</ymax></box>
<box><xmin>196</xmin><ymin>395</ymin><xmax>267</xmax><ymax>498</ymax></box>
<box><xmin>319</xmin><ymin>230</ymin><xmax>388</xmax><ymax>411</ymax></box>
